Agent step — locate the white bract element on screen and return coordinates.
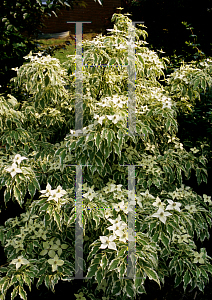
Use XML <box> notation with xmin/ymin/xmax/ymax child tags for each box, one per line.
<box><xmin>106</xmin><ymin>114</ymin><xmax>123</xmax><ymax>124</ymax></box>
<box><xmin>185</xmin><ymin>204</ymin><xmax>197</xmax><ymax>213</ymax></box>
<box><xmin>193</xmin><ymin>251</ymin><xmax>204</xmax><ymax>264</ymax></box>
<box><xmin>10</xmin><ymin>256</ymin><xmax>30</xmax><ymax>270</ymax></box>
<box><xmin>152</xmin><ymin>197</ymin><xmax>166</xmax><ymax>209</ymax></box>
<box><xmin>47</xmin><ymin>254</ymin><xmax>64</xmax><ymax>272</ymax></box>
<box><xmin>13</xmin><ymin>154</ymin><xmax>28</xmax><ymax>165</ymax></box>
<box><xmin>165</xmin><ymin>200</ymin><xmax>182</xmax><ymax>212</ymax></box>
<box><xmin>151</xmin><ymin>208</ymin><xmax>172</xmax><ymax>224</ymax></box>
<box><xmin>5</xmin><ymin>163</ymin><xmax>22</xmax><ymax>178</ymax></box>
<box><xmin>99</xmin><ymin>235</ymin><xmax>117</xmax><ymax>250</ymax></box>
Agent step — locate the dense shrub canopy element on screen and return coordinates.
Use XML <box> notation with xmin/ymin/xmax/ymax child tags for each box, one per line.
<box><xmin>0</xmin><ymin>12</ymin><xmax>212</xmax><ymax>300</ymax></box>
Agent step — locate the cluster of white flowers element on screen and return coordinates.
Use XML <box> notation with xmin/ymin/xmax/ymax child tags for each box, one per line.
<box><xmin>99</xmin><ymin>215</ymin><xmax>129</xmax><ymax>250</ymax></box>
<box><xmin>168</xmin><ymin>184</ymin><xmax>193</xmax><ymax>200</ymax></box>
<box><xmin>151</xmin><ymin>196</ymin><xmax>182</xmax><ymax>224</ymax></box>
<box><xmin>4</xmin><ymin>154</ymin><xmax>28</xmax><ymax>178</ymax></box>
<box><xmin>40</xmin><ymin>183</ymin><xmax>67</xmax><ymax>203</ymax></box>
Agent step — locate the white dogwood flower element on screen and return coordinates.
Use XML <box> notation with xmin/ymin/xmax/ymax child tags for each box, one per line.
<box><xmin>108</xmin><ymin>215</ymin><xmax>122</xmax><ymax>225</ymax></box>
<box><xmin>55</xmin><ymin>185</ymin><xmax>67</xmax><ymax>197</ymax></box>
<box><xmin>96</xmin><ymin>99</ymin><xmax>110</xmax><ymax>107</ymax></box>
<box><xmin>118</xmin><ymin>229</ymin><xmax>128</xmax><ymax>243</ymax></box>
<box><xmin>151</xmin><ymin>208</ymin><xmax>172</xmax><ymax>224</ymax></box>
<box><xmin>193</xmin><ymin>251</ymin><xmax>204</xmax><ymax>264</ymax></box>
<box><xmin>13</xmin><ymin>154</ymin><xmax>28</xmax><ymax>165</ymax></box>
<box><xmin>166</xmin><ymin>200</ymin><xmax>181</xmax><ymax>212</ymax></box>
<box><xmin>94</xmin><ymin>114</ymin><xmax>105</xmax><ymax>125</ymax></box>
<box><xmin>10</xmin><ymin>255</ymin><xmax>30</xmax><ymax>270</ymax></box>
<box><xmin>111</xmin><ymin>96</ymin><xmax>126</xmax><ymax>108</ymax></box>
<box><xmin>5</xmin><ymin>163</ymin><xmax>22</xmax><ymax>178</ymax></box>
<box><xmin>99</xmin><ymin>235</ymin><xmax>117</xmax><ymax>250</ymax></box>
<box><xmin>162</xmin><ymin>100</ymin><xmax>172</xmax><ymax>109</ymax></box>
<box><xmin>47</xmin><ymin>190</ymin><xmax>61</xmax><ymax>202</ymax></box>
<box><xmin>47</xmin><ymin>254</ymin><xmax>64</xmax><ymax>272</ymax></box>
<box><xmin>203</xmin><ymin>194</ymin><xmax>212</xmax><ymax>204</ymax></box>
<box><xmin>83</xmin><ymin>188</ymin><xmax>97</xmax><ymax>201</ymax></box>
<box><xmin>107</xmin><ymin>221</ymin><xmax>127</xmax><ymax>237</ymax></box>
<box><xmin>152</xmin><ymin>197</ymin><xmax>166</xmax><ymax>209</ymax></box>
<box><xmin>40</xmin><ymin>182</ymin><xmax>52</xmax><ymax>197</ymax></box>
<box><xmin>106</xmin><ymin>114</ymin><xmax>122</xmax><ymax>124</ymax></box>
<box><xmin>140</xmin><ymin>190</ymin><xmax>155</xmax><ymax>199</ymax></box>
<box><xmin>185</xmin><ymin>205</ymin><xmax>197</xmax><ymax>213</ymax></box>
<box><xmin>104</xmin><ymin>209</ymin><xmax>113</xmax><ymax>219</ymax></box>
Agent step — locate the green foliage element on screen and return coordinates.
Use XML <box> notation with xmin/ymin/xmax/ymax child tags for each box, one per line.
<box><xmin>0</xmin><ymin>11</ymin><xmax>212</xmax><ymax>300</ymax></box>
<box><xmin>0</xmin><ymin>0</ymin><xmax>100</xmax><ymax>94</ymax></box>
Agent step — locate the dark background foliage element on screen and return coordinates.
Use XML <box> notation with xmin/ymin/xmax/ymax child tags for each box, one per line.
<box><xmin>0</xmin><ymin>0</ymin><xmax>88</xmax><ymax>96</ymax></box>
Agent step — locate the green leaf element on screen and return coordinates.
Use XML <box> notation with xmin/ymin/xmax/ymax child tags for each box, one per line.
<box><xmin>18</xmin><ymin>286</ymin><xmax>27</xmax><ymax>300</ymax></box>
<box><xmin>95</xmin><ymin>156</ymin><xmax>104</xmax><ymax>168</ymax></box>
<box><xmin>11</xmin><ymin>286</ymin><xmax>18</xmax><ymax>300</ymax></box>
<box><xmin>109</xmin><ymin>258</ymin><xmax>120</xmax><ymax>271</ymax></box>
<box><xmin>32</xmin><ymin>177</ymin><xmax>40</xmax><ymax>190</ymax></box>
<box><xmin>160</xmin><ymin>232</ymin><xmax>169</xmax><ymax>248</ymax></box>
<box><xmin>36</xmin><ymin>274</ymin><xmax>45</xmax><ymax>288</ymax></box>
<box><xmin>174</xmin><ymin>274</ymin><xmax>182</xmax><ymax>288</ymax></box>
<box><xmin>109</xmin><ymin>58</ymin><xmax>116</xmax><ymax>65</ymax></box>
<box><xmin>104</xmin><ymin>146</ymin><xmax>111</xmax><ymax>159</ymax></box>
<box><xmin>166</xmin><ymin>119</ymin><xmax>171</xmax><ymax>131</ymax></box>
<box><xmin>117</xmin><ymin>247</ymin><xmax>127</xmax><ymax>258</ymax></box>
<box><xmin>107</xmin><ymin>130</ymin><xmax>113</xmax><ymax>145</ymax></box>
<box><xmin>135</xmin><ymin>269</ymin><xmax>143</xmax><ymax>290</ymax></box>
<box><xmin>137</xmin><ymin>284</ymin><xmax>146</xmax><ymax>294</ymax></box>
<box><xmin>143</xmin><ymin>267</ymin><xmax>160</xmax><ymax>286</ymax></box>
<box><xmin>86</xmin><ymin>263</ymin><xmax>99</xmax><ymax>278</ymax></box>
<box><xmin>113</xmin><ymin>143</ymin><xmax>121</xmax><ymax>158</ymax></box>
<box><xmin>125</xmin><ymin>280</ymin><xmax>134</xmax><ymax>297</ymax></box>
<box><xmin>44</xmin><ymin>275</ymin><xmax>50</xmax><ymax>289</ymax></box>
<box><xmin>23</xmin><ymin>273</ymin><xmax>31</xmax><ymax>291</ymax></box>
<box><xmin>95</xmin><ymin>132</ymin><xmax>101</xmax><ymax>149</ymax></box>
<box><xmin>53</xmin><ymin>211</ymin><xmax>61</xmax><ymax>231</ymax></box>
<box><xmin>28</xmin><ymin>182</ymin><xmax>36</xmax><ymax>198</ymax></box>
<box><xmin>183</xmin><ymin>269</ymin><xmax>191</xmax><ymax>288</ymax></box>
<box><xmin>59</xmin><ymin>149</ymin><xmax>66</xmax><ymax>166</ymax></box>
<box><xmin>119</xmin><ymin>262</ymin><xmax>126</xmax><ymax>278</ymax></box>
<box><xmin>87</xmin><ymin>241</ymin><xmax>101</xmax><ymax>261</ymax></box>
<box><xmin>95</xmin><ymin>267</ymin><xmax>103</xmax><ymax>285</ymax></box>
<box><xmin>201</xmin><ymin>79</ymin><xmax>206</xmax><ymax>90</ymax></box>
<box><xmin>4</xmin><ymin>189</ymin><xmax>11</xmax><ymax>204</ymax></box>
<box><xmin>14</xmin><ymin>186</ymin><xmax>22</xmax><ymax>205</ymax></box>
<box><xmin>193</xmin><ymin>78</ymin><xmax>200</xmax><ymax>89</ymax></box>
<box><xmin>69</xmin><ymin>141</ymin><xmax>76</xmax><ymax>152</ymax></box>
<box><xmin>40</xmin><ymin>203</ymin><xmax>49</xmax><ymax>211</ymax></box>
<box><xmin>101</xmin><ymin>255</ymin><xmax>107</xmax><ymax>269</ymax></box>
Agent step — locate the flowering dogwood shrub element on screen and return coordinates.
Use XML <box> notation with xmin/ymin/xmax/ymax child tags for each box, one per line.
<box><xmin>0</xmin><ymin>11</ymin><xmax>212</xmax><ymax>300</ymax></box>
